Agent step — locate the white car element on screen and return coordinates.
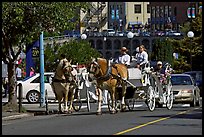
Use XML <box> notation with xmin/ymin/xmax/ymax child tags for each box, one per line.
<box><xmin>17</xmin><ymin>72</ymin><xmax>55</xmax><ymax>103</ymax></box>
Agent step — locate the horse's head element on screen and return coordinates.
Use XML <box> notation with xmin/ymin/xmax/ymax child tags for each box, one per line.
<box><xmin>87</xmin><ymin>58</ymin><xmax>100</xmax><ymax>81</ymax></box>
<box><xmin>87</xmin><ymin>57</ymin><xmax>109</xmax><ymax>82</ymax></box>
<box><xmin>62</xmin><ymin>59</ymin><xmax>75</xmax><ymax>81</ymax></box>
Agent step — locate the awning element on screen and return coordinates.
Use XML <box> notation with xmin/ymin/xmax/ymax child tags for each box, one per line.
<box><xmin>128</xmin><ymin>21</ymin><xmax>142</xmax><ymax>25</ymax></box>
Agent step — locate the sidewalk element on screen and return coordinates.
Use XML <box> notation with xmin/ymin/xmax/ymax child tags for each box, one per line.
<box><xmin>2</xmin><ymin>102</ymin><xmax>59</xmax><ymax>121</ymax></box>
<box><xmin>2</xmin><ymin>101</ymin><xmax>95</xmax><ymax>121</ymax></box>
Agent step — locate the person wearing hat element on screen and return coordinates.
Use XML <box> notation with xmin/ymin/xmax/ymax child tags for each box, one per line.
<box><xmin>115</xmin><ymin>46</ymin><xmax>131</xmax><ymax>66</ymax></box>
<box><xmin>154</xmin><ymin>61</ymin><xmax>163</xmax><ymax>75</ymax></box>
<box><xmin>136</xmin><ymin>45</ymin><xmax>149</xmax><ymax>69</ymax></box>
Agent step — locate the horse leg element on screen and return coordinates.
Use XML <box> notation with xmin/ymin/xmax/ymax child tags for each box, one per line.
<box><xmin>96</xmin><ymin>88</ymin><xmax>102</xmax><ymax>115</ymax></box>
<box><xmin>63</xmin><ymin>91</ymin><xmax>69</xmax><ymax>113</ymax></box>
<box><xmin>121</xmin><ymin>82</ymin><xmax>127</xmax><ymax>112</ymax></box>
<box><xmin>110</xmin><ymin>88</ymin><xmax>117</xmax><ymax>114</ymax></box>
<box><xmin>58</xmin><ymin>96</ymin><xmax>64</xmax><ymax>114</ymax></box>
<box><xmin>68</xmin><ymin>87</ymin><xmax>75</xmax><ymax>113</ymax></box>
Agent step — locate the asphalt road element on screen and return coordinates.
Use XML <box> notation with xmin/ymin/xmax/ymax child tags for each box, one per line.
<box><xmin>2</xmin><ymin>101</ymin><xmax>202</xmax><ymax>135</ymax></box>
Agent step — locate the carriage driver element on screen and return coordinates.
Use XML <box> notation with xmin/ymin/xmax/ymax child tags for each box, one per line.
<box><xmin>115</xmin><ymin>47</ymin><xmax>131</xmax><ymax>67</ymax></box>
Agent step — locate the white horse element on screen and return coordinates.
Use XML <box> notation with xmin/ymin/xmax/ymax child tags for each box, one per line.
<box><xmin>51</xmin><ymin>59</ymin><xmax>75</xmax><ymax>113</ymax></box>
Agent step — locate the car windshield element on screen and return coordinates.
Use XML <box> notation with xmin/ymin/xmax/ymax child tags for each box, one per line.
<box><xmin>171</xmin><ymin>75</ymin><xmax>193</xmax><ymax>85</ymax></box>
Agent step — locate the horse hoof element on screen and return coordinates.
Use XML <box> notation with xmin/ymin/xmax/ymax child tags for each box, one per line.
<box><xmin>96</xmin><ymin>111</ymin><xmax>102</xmax><ymax>115</ymax></box>
<box><xmin>68</xmin><ymin>110</ymin><xmax>73</xmax><ymax>114</ymax></box>
<box><xmin>110</xmin><ymin>111</ymin><xmax>116</xmax><ymax>114</ymax></box>
<box><xmin>121</xmin><ymin>105</ymin><xmax>127</xmax><ymax>112</ymax></box>
<box><xmin>58</xmin><ymin>111</ymin><xmax>64</xmax><ymax>114</ymax></box>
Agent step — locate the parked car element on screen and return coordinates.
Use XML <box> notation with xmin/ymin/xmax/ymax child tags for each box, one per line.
<box><xmin>166</xmin><ymin>30</ymin><xmax>181</xmax><ymax>36</ymax></box>
<box><xmin>183</xmin><ymin>71</ymin><xmax>202</xmax><ymax>96</ymax></box>
<box><xmin>102</xmin><ymin>29</ymin><xmax>115</xmax><ymax>36</ymax></box>
<box><xmin>115</xmin><ymin>31</ymin><xmax>124</xmax><ymax>36</ymax></box>
<box><xmin>171</xmin><ymin>74</ymin><xmax>200</xmax><ymax>107</ymax></box>
<box><xmin>17</xmin><ymin>72</ymin><xmax>55</xmax><ymax>103</ymax></box>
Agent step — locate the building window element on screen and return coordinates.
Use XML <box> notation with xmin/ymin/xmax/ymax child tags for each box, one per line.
<box><xmin>134</xmin><ymin>4</ymin><xmax>141</xmax><ymax>13</ymax></box>
<box><xmin>160</xmin><ymin>6</ymin><xmax>164</xmax><ymax>17</ymax></box>
<box><xmin>156</xmin><ymin>6</ymin><xmax>160</xmax><ymax>18</ymax></box>
<box><xmin>169</xmin><ymin>6</ymin><xmax>172</xmax><ymax>16</ymax></box>
<box><xmin>165</xmin><ymin>6</ymin><xmax>168</xmax><ymax>17</ymax></box>
<box><xmin>120</xmin><ymin>5</ymin><xmax>123</xmax><ymax>14</ymax></box>
<box><xmin>174</xmin><ymin>7</ymin><xmax>177</xmax><ymax>16</ymax></box>
<box><xmin>147</xmin><ymin>4</ymin><xmax>150</xmax><ymax>13</ymax></box>
<box><xmin>151</xmin><ymin>6</ymin><xmax>155</xmax><ymax>18</ymax></box>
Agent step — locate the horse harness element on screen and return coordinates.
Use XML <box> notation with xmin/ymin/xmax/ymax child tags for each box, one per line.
<box><xmin>53</xmin><ymin>59</ymin><xmax>74</xmax><ymax>83</ymax></box>
<box><xmin>89</xmin><ymin>58</ymin><xmax>122</xmax><ymax>82</ymax></box>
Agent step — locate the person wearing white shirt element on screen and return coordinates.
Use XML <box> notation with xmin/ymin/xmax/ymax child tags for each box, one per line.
<box><xmin>136</xmin><ymin>45</ymin><xmax>148</xmax><ymax>69</ymax></box>
<box><xmin>115</xmin><ymin>47</ymin><xmax>131</xmax><ymax>66</ymax></box>
<box><xmin>15</xmin><ymin>64</ymin><xmax>22</xmax><ymax>80</ymax></box>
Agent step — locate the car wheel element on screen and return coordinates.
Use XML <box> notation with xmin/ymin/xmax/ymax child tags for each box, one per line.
<box><xmin>190</xmin><ymin>94</ymin><xmax>196</xmax><ymax>107</ymax></box>
<box><xmin>196</xmin><ymin>94</ymin><xmax>201</xmax><ymax>107</ymax></box>
<box><xmin>26</xmin><ymin>90</ymin><xmax>40</xmax><ymax>103</ymax></box>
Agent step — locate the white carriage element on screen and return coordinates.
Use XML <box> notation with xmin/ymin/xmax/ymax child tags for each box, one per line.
<box><xmin>71</xmin><ymin>61</ymin><xmax>173</xmax><ymax>113</ymax></box>
<box><xmin>119</xmin><ymin>62</ymin><xmax>174</xmax><ymax>111</ymax></box>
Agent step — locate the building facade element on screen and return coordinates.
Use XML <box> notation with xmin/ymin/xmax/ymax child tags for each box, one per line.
<box><xmin>125</xmin><ymin>2</ymin><xmax>150</xmax><ymax>30</ymax></box>
<box><xmin>80</xmin><ymin>2</ymin><xmax>151</xmax><ymax>33</ymax></box>
<box><xmin>149</xmin><ymin>2</ymin><xmax>201</xmax><ymax>32</ymax></box>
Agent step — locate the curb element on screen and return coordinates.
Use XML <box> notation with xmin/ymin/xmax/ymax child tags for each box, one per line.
<box><xmin>2</xmin><ymin>113</ymin><xmax>34</xmax><ymax>121</ymax></box>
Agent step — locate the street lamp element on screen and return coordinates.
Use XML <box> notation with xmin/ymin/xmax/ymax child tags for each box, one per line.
<box><xmin>127</xmin><ymin>31</ymin><xmax>134</xmax><ymax>39</ymax></box>
<box><xmin>127</xmin><ymin>32</ymin><xmax>134</xmax><ymax>55</ymax></box>
<box><xmin>81</xmin><ymin>34</ymin><xmax>87</xmax><ymax>40</ymax></box>
<box><xmin>187</xmin><ymin>31</ymin><xmax>194</xmax><ymax>71</ymax></box>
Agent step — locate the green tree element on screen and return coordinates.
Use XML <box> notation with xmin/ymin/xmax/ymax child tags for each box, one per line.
<box><xmin>2</xmin><ymin>2</ymin><xmax>89</xmax><ymax>109</ymax></box>
<box><xmin>44</xmin><ymin>39</ymin><xmax>101</xmax><ymax>72</ymax></box>
<box><xmin>171</xmin><ymin>12</ymin><xmax>202</xmax><ymax>72</ymax></box>
<box><xmin>151</xmin><ymin>38</ymin><xmax>174</xmax><ymax>65</ymax></box>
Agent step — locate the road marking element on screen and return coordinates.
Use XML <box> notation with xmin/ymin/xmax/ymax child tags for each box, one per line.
<box><xmin>113</xmin><ymin>109</ymin><xmax>193</xmax><ymax>135</ymax></box>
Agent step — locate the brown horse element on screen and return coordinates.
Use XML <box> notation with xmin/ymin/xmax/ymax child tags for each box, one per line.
<box><xmin>51</xmin><ymin>59</ymin><xmax>75</xmax><ymax>113</ymax></box>
<box><xmin>87</xmin><ymin>57</ymin><xmax>128</xmax><ymax>115</ymax></box>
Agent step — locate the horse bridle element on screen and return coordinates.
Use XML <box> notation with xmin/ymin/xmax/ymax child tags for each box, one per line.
<box><xmin>89</xmin><ymin>60</ymin><xmax>101</xmax><ymax>76</ymax></box>
<box><xmin>89</xmin><ymin>59</ymin><xmax>112</xmax><ymax>81</ymax></box>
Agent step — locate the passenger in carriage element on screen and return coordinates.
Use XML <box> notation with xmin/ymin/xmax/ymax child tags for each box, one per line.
<box><xmin>135</xmin><ymin>45</ymin><xmax>149</xmax><ymax>70</ymax></box>
<box><xmin>153</xmin><ymin>61</ymin><xmax>172</xmax><ymax>84</ymax></box>
<box><xmin>154</xmin><ymin>61</ymin><xmax>163</xmax><ymax>75</ymax></box>
<box><xmin>115</xmin><ymin>46</ymin><xmax>131</xmax><ymax>67</ymax></box>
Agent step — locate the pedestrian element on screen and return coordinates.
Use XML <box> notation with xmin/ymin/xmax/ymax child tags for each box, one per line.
<box><xmin>136</xmin><ymin>45</ymin><xmax>149</xmax><ymax>70</ymax></box>
<box><xmin>15</xmin><ymin>63</ymin><xmax>22</xmax><ymax>81</ymax></box>
<box><xmin>29</xmin><ymin>67</ymin><xmax>35</xmax><ymax>76</ymax></box>
<box><xmin>135</xmin><ymin>46</ymin><xmax>140</xmax><ymax>60</ymax></box>
<box><xmin>115</xmin><ymin>47</ymin><xmax>131</xmax><ymax>67</ymax></box>
<box><xmin>2</xmin><ymin>77</ymin><xmax>8</xmax><ymax>98</ymax></box>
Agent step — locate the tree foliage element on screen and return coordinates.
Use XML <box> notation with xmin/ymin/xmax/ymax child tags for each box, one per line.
<box><xmin>2</xmin><ymin>2</ymin><xmax>89</xmax><ymax>106</ymax></box>
<box><xmin>44</xmin><ymin>39</ymin><xmax>101</xmax><ymax>72</ymax></box>
<box><xmin>171</xmin><ymin>12</ymin><xmax>202</xmax><ymax>72</ymax></box>
<box><xmin>151</xmin><ymin>38</ymin><xmax>174</xmax><ymax>66</ymax></box>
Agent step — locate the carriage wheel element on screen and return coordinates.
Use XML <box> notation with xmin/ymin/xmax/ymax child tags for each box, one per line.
<box><xmin>166</xmin><ymin>81</ymin><xmax>173</xmax><ymax>110</ymax></box>
<box><xmin>107</xmin><ymin>91</ymin><xmax>117</xmax><ymax>112</ymax></box>
<box><xmin>72</xmin><ymin>88</ymin><xmax>82</xmax><ymax>112</ymax></box>
<box><xmin>146</xmin><ymin>85</ymin><xmax>156</xmax><ymax>111</ymax></box>
<box><xmin>125</xmin><ymin>98</ymin><xmax>135</xmax><ymax>111</ymax></box>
